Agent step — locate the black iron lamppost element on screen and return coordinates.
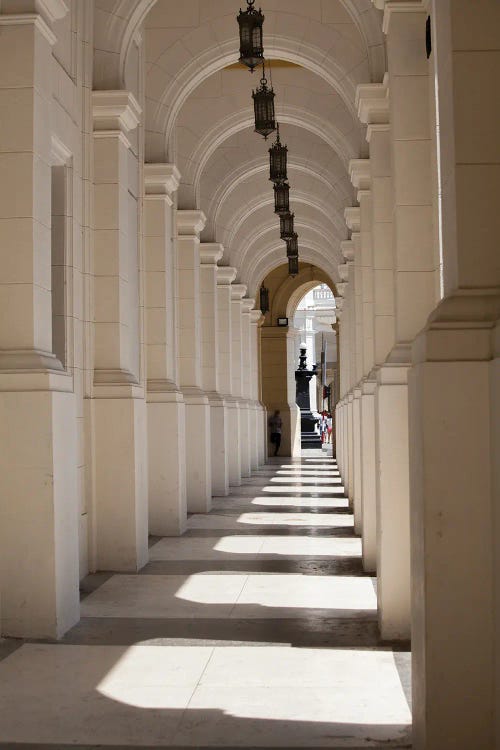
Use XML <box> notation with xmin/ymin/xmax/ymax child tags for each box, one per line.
<box><xmin>280</xmin><ymin>211</ymin><xmax>294</xmax><ymax>240</ymax></box>
<box><xmin>237</xmin><ymin>0</ymin><xmax>264</xmax><ymax>72</ymax></box>
<box><xmin>274</xmin><ymin>180</ymin><xmax>290</xmax><ymax>215</ymax></box>
<box><xmin>269</xmin><ymin>123</ymin><xmax>287</xmax><ymax>183</ymax></box>
<box><xmin>286</xmin><ymin>232</ymin><xmax>298</xmax><ymax>257</ymax></box>
<box><xmin>252</xmin><ymin>62</ymin><xmax>275</xmax><ymax>139</ymax></box>
<box><xmin>288</xmin><ymin>255</ymin><xmax>299</xmax><ymax>276</ymax></box>
<box><xmin>259</xmin><ymin>283</ymin><xmax>270</xmax><ymax>314</ymax></box>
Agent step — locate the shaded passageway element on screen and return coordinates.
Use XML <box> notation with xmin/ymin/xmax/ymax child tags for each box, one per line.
<box><xmin>0</xmin><ymin>452</ymin><xmax>411</xmax><ymax>748</ymax></box>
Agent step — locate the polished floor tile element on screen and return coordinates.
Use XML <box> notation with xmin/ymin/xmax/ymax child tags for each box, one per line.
<box><xmin>0</xmin><ymin>451</ymin><xmax>411</xmax><ymax>748</ymax></box>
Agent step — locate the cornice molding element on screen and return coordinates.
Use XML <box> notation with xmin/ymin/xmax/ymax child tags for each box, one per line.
<box><xmin>344</xmin><ymin>207</ymin><xmax>361</xmax><ymax>233</ymax></box>
<box><xmin>0</xmin><ymin>13</ymin><xmax>56</xmax><ymax>44</ymax></box>
<box><xmin>241</xmin><ymin>298</ymin><xmax>256</xmax><ymax>314</ymax></box>
<box><xmin>144</xmin><ymin>163</ymin><xmax>181</xmax><ymax>197</ymax></box>
<box><xmin>382</xmin><ymin>0</ymin><xmax>428</xmax><ymax>35</ymax></box>
<box><xmin>250</xmin><ymin>309</ymin><xmax>264</xmax><ymax>325</ymax></box>
<box><xmin>200</xmin><ymin>243</ymin><xmax>224</xmax><ymax>265</ymax></box>
<box><xmin>231</xmin><ymin>284</ymin><xmax>247</xmax><ymax>301</ymax></box>
<box><xmin>341</xmin><ymin>240</ymin><xmax>355</xmax><ymax>262</ymax></box>
<box><xmin>356</xmin><ymin>81</ymin><xmax>389</xmax><ymax>127</ymax></box>
<box><xmin>92</xmin><ymin>91</ymin><xmax>141</xmax><ymax>134</ymax></box>
<box><xmin>349</xmin><ymin>159</ymin><xmax>371</xmax><ymax>191</ymax></box>
<box><xmin>216</xmin><ymin>266</ymin><xmax>237</xmax><ymax>285</ymax></box>
<box><xmin>176</xmin><ymin>209</ymin><xmax>206</xmax><ymax>237</ymax></box>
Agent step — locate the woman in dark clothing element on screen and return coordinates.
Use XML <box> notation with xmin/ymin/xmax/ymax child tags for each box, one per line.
<box><xmin>268</xmin><ymin>410</ymin><xmax>283</xmax><ymax>457</ymax></box>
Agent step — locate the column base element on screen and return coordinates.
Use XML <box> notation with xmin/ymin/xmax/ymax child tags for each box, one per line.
<box><xmin>361</xmin><ymin>376</ymin><xmax>377</xmax><ymax>573</ymax></box>
<box><xmin>93</xmin><ymin>390</ymin><xmax>149</xmax><ymax>572</ymax></box>
<box><xmin>182</xmin><ymin>387</ymin><xmax>212</xmax><ymax>512</ymax></box>
<box><xmin>226</xmin><ymin>397</ymin><xmax>242</xmax><ymax>487</ymax></box>
<box><xmin>147</xmin><ymin>381</ymin><xmax>187</xmax><ymax>536</ymax></box>
<box><xmin>375</xmin><ymin>353</ymin><xmax>411</xmax><ymax>641</ymax></box>
<box><xmin>0</xmin><ymin>384</ymin><xmax>80</xmax><ymax>639</ymax></box>
<box><xmin>207</xmin><ymin>391</ymin><xmax>229</xmax><ymax>496</ymax></box>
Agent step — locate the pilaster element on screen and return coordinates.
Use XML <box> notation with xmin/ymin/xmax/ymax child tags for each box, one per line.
<box><xmin>176</xmin><ymin>209</ymin><xmax>211</xmax><ymax>511</ymax></box>
<box><xmin>144</xmin><ymin>163</ymin><xmax>186</xmax><ymax>535</ymax></box>
<box><xmin>216</xmin><ymin>266</ymin><xmax>239</xmax><ymax>486</ymax></box>
<box><xmin>230</xmin><ymin>283</ymin><xmax>247</xmax><ymax>479</ymax></box>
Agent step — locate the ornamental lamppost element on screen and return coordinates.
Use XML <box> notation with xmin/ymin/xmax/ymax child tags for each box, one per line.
<box><xmin>280</xmin><ymin>211</ymin><xmax>294</xmax><ymax>240</ymax></box>
<box><xmin>237</xmin><ymin>0</ymin><xmax>264</xmax><ymax>72</ymax></box>
<box><xmin>252</xmin><ymin>62</ymin><xmax>275</xmax><ymax>139</ymax></box>
<box><xmin>269</xmin><ymin>123</ymin><xmax>287</xmax><ymax>183</ymax></box>
<box><xmin>273</xmin><ymin>180</ymin><xmax>290</xmax><ymax>214</ymax></box>
<box><xmin>259</xmin><ymin>283</ymin><xmax>270</xmax><ymax>314</ymax></box>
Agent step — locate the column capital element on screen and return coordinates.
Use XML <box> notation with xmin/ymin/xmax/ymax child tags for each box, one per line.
<box><xmin>336</xmin><ymin>298</ymin><xmax>345</xmax><ymax>312</ymax></box>
<box><xmin>356</xmin><ymin>80</ymin><xmax>390</xmax><ymax>127</ymax></box>
<box><xmin>250</xmin><ymin>309</ymin><xmax>264</xmax><ymax>326</ymax></box>
<box><xmin>176</xmin><ymin>209</ymin><xmax>206</xmax><ymax>237</ymax></box>
<box><xmin>200</xmin><ymin>243</ymin><xmax>224</xmax><ymax>265</ymax></box>
<box><xmin>231</xmin><ymin>284</ymin><xmax>247</xmax><ymax>301</ymax></box>
<box><xmin>92</xmin><ymin>91</ymin><xmax>141</xmax><ymax>135</ymax></box>
<box><xmin>241</xmin><ymin>298</ymin><xmax>255</xmax><ymax>314</ymax></box>
<box><xmin>217</xmin><ymin>266</ymin><xmax>237</xmax><ymax>285</ymax></box>
<box><xmin>341</xmin><ymin>240</ymin><xmax>355</xmax><ymax>261</ymax></box>
<box><xmin>349</xmin><ymin>159</ymin><xmax>371</xmax><ymax>191</ymax></box>
<box><xmin>336</xmin><ymin>282</ymin><xmax>348</xmax><ymax>297</ymax></box>
<box><xmin>144</xmin><ymin>163</ymin><xmax>180</xmax><ymax>198</ymax></box>
<box><xmin>344</xmin><ymin>207</ymin><xmax>361</xmax><ymax>233</ymax></box>
<box><xmin>338</xmin><ymin>263</ymin><xmax>349</xmax><ymax>281</ymax></box>
<box><xmin>381</xmin><ymin>0</ymin><xmax>429</xmax><ymax>34</ymax></box>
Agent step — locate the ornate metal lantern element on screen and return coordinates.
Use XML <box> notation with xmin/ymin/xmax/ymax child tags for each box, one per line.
<box><xmin>274</xmin><ymin>181</ymin><xmax>290</xmax><ymax>215</ymax></box>
<box><xmin>269</xmin><ymin>123</ymin><xmax>287</xmax><ymax>183</ymax></box>
<box><xmin>259</xmin><ymin>284</ymin><xmax>269</xmax><ymax>314</ymax></box>
<box><xmin>280</xmin><ymin>212</ymin><xmax>294</xmax><ymax>240</ymax></box>
<box><xmin>252</xmin><ymin>64</ymin><xmax>275</xmax><ymax>139</ymax></box>
<box><xmin>286</xmin><ymin>232</ymin><xmax>298</xmax><ymax>257</ymax></box>
<box><xmin>288</xmin><ymin>255</ymin><xmax>299</xmax><ymax>276</ymax></box>
<box><xmin>237</xmin><ymin>0</ymin><xmax>264</xmax><ymax>73</ymax></box>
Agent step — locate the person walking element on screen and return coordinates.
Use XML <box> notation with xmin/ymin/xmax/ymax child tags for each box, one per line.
<box><xmin>268</xmin><ymin>410</ymin><xmax>283</xmax><ymax>457</ymax></box>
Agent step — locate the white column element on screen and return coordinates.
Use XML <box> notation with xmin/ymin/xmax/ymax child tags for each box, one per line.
<box><xmin>240</xmin><ymin>298</ymin><xmax>255</xmax><ymax>478</ymax></box>
<box><xmin>144</xmin><ymin>164</ymin><xmax>186</xmax><ymax>536</ymax></box>
<box><xmin>176</xmin><ymin>210</ymin><xmax>211</xmax><ymax>512</ymax></box>
<box><xmin>0</xmin><ymin>5</ymin><xmax>79</xmax><ymax>638</ymax></box>
<box><xmin>92</xmin><ymin>91</ymin><xmax>148</xmax><ymax>572</ymax></box>
<box><xmin>216</xmin><ymin>267</ymin><xmax>239</xmax><ymax>487</ymax></box>
<box><xmin>250</xmin><ymin>309</ymin><xmax>264</xmax><ymax>469</ymax></box>
<box><xmin>407</xmin><ymin>2</ymin><xmax>500</xmax><ymax>747</ymax></box>
<box><xmin>375</xmin><ymin>0</ymin><xmax>439</xmax><ymax>640</ymax></box>
<box><xmin>200</xmin><ymin>243</ymin><xmax>229</xmax><ymax>496</ymax></box>
<box><xmin>355</xmin><ymin>79</ymin><xmax>395</xmax><ymax>579</ymax></box>
<box><xmin>230</xmin><ymin>284</ymin><xmax>247</xmax><ymax>481</ymax></box>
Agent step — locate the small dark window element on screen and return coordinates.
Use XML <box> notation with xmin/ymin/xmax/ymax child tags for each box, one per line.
<box><xmin>426</xmin><ymin>16</ymin><xmax>432</xmax><ymax>59</ymax></box>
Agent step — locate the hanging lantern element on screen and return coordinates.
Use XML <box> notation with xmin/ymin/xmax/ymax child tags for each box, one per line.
<box><xmin>237</xmin><ymin>0</ymin><xmax>264</xmax><ymax>73</ymax></box>
<box><xmin>274</xmin><ymin>181</ymin><xmax>290</xmax><ymax>215</ymax></box>
<box><xmin>252</xmin><ymin>64</ymin><xmax>275</xmax><ymax>139</ymax></box>
<box><xmin>286</xmin><ymin>232</ymin><xmax>299</xmax><ymax>257</ymax></box>
<box><xmin>269</xmin><ymin>123</ymin><xmax>287</xmax><ymax>183</ymax></box>
<box><xmin>280</xmin><ymin>212</ymin><xmax>294</xmax><ymax>240</ymax></box>
<box><xmin>259</xmin><ymin>284</ymin><xmax>269</xmax><ymax>314</ymax></box>
<box><xmin>288</xmin><ymin>255</ymin><xmax>299</xmax><ymax>277</ymax></box>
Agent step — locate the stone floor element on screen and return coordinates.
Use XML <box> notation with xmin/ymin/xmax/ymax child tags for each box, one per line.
<box><xmin>0</xmin><ymin>451</ymin><xmax>412</xmax><ymax>748</ymax></box>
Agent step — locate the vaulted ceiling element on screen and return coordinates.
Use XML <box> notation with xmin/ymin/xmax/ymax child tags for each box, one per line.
<box><xmin>94</xmin><ymin>0</ymin><xmax>385</xmax><ymax>295</ymax></box>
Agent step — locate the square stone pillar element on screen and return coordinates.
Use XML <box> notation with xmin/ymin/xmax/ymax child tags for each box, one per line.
<box><xmin>405</xmin><ymin>1</ymin><xmax>500</xmax><ymax>746</ymax></box>
<box><xmin>144</xmin><ymin>164</ymin><xmax>186</xmax><ymax>536</ymax></box>
<box><xmin>91</xmin><ymin>91</ymin><xmax>148</xmax><ymax>573</ymax></box>
<box><xmin>200</xmin><ymin>243</ymin><xmax>229</xmax><ymax>497</ymax></box>
<box><xmin>240</xmin><ymin>298</ymin><xmax>255</xmax><ymax>477</ymax></box>
<box><xmin>216</xmin><ymin>267</ymin><xmax>239</xmax><ymax>487</ymax></box>
<box><xmin>230</xmin><ymin>284</ymin><xmax>248</xmax><ymax>479</ymax></box>
<box><xmin>176</xmin><ymin>210</ymin><xmax>211</xmax><ymax>512</ymax></box>
<box><xmin>250</xmin><ymin>309</ymin><xmax>265</xmax><ymax>469</ymax></box>
<box><xmin>0</xmin><ymin>6</ymin><xmax>80</xmax><ymax>638</ymax></box>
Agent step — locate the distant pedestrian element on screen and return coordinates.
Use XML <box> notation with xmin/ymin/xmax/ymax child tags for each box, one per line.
<box><xmin>327</xmin><ymin>413</ymin><xmax>333</xmax><ymax>443</ymax></box>
<box><xmin>268</xmin><ymin>410</ymin><xmax>283</xmax><ymax>457</ymax></box>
